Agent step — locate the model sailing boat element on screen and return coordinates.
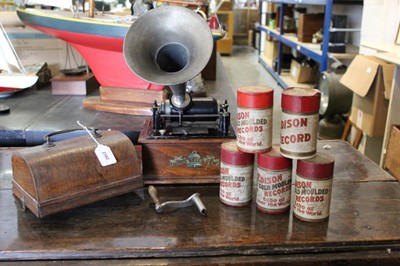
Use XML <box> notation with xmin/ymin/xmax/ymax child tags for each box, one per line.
<box><xmin>0</xmin><ymin>21</ymin><xmax>38</xmax><ymax>96</ymax></box>
<box><xmin>15</xmin><ymin>0</ymin><xmax>159</xmax><ymax>91</ymax></box>
<box><xmin>15</xmin><ymin>0</ymin><xmax>224</xmax><ymax>92</ymax></box>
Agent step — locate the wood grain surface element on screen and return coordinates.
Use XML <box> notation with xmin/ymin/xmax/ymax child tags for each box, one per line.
<box><xmin>10</xmin><ymin>131</ymin><xmax>143</xmax><ymax>218</ymax></box>
<box><xmin>1</xmin><ymin>141</ymin><xmax>400</xmax><ymax>264</ymax></box>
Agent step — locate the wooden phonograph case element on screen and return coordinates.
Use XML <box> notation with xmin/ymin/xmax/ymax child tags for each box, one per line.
<box><xmin>11</xmin><ymin>130</ymin><xmax>143</xmax><ymax>218</ymax></box>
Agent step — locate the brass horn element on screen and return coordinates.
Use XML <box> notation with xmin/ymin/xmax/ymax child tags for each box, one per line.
<box><xmin>123</xmin><ymin>6</ymin><xmax>213</xmax><ymax>110</ymax></box>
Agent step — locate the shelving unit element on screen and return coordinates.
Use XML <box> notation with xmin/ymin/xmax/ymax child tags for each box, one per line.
<box><xmin>0</xmin><ymin>1</ymin><xmax>15</xmax><ymax>11</ymax></box>
<box><xmin>216</xmin><ymin>10</ymin><xmax>234</xmax><ymax>55</ymax></box>
<box><xmin>258</xmin><ymin>0</ymin><xmax>357</xmax><ymax>88</ymax></box>
<box><xmin>233</xmin><ymin>6</ymin><xmax>259</xmax><ymax>39</ymax></box>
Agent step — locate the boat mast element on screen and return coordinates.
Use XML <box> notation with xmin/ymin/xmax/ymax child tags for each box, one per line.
<box><xmin>88</xmin><ymin>0</ymin><xmax>94</xmax><ymax>18</ymax></box>
<box><xmin>0</xmin><ymin>21</ymin><xmax>26</xmax><ymax>74</ymax></box>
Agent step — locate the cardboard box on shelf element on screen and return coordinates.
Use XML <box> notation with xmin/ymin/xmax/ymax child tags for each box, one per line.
<box><xmin>263</xmin><ymin>39</ymin><xmax>278</xmax><ymax>65</ymax></box>
<box><xmin>297</xmin><ymin>13</ymin><xmax>324</xmax><ymax>43</ymax></box>
<box><xmin>384</xmin><ymin>125</ymin><xmax>400</xmax><ymax>180</ymax></box>
<box><xmin>289</xmin><ymin>60</ymin><xmax>318</xmax><ymax>83</ymax></box>
<box><xmin>263</xmin><ymin>39</ymin><xmax>292</xmax><ymax>66</ymax></box>
<box><xmin>340</xmin><ymin>55</ymin><xmax>395</xmax><ymax>137</ymax></box>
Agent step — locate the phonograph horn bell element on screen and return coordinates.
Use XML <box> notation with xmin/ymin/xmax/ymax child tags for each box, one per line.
<box><xmin>123</xmin><ymin>6</ymin><xmax>214</xmax><ymax>110</ymax></box>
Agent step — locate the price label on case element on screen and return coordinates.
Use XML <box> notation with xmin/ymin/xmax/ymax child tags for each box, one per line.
<box><xmin>76</xmin><ymin>121</ymin><xmax>117</xmax><ymax>167</ymax></box>
<box><xmin>95</xmin><ymin>144</ymin><xmax>117</xmax><ymax>167</ymax></box>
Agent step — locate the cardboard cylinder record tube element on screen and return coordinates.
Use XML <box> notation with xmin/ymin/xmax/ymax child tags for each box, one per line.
<box><xmin>220</xmin><ymin>141</ymin><xmax>254</xmax><ymax>207</ymax></box>
<box><xmin>256</xmin><ymin>145</ymin><xmax>292</xmax><ymax>214</ymax></box>
<box><xmin>280</xmin><ymin>87</ymin><xmax>320</xmax><ymax>159</ymax></box>
<box><xmin>294</xmin><ymin>152</ymin><xmax>335</xmax><ymax>222</ymax></box>
<box><xmin>236</xmin><ymin>86</ymin><xmax>274</xmax><ymax>154</ymax></box>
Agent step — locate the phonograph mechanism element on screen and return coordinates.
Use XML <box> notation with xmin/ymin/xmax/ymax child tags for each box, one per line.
<box><xmin>123</xmin><ymin>6</ymin><xmax>235</xmax><ymax>183</ymax></box>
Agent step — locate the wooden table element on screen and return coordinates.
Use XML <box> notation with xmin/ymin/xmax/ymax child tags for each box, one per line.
<box><xmin>1</xmin><ymin>140</ymin><xmax>400</xmax><ymax>265</ymax></box>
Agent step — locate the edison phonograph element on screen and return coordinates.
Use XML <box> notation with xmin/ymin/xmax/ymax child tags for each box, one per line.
<box><xmin>122</xmin><ymin>6</ymin><xmax>235</xmax><ymax>183</ymax></box>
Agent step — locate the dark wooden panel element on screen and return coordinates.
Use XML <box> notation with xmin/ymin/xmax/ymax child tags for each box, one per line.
<box><xmin>1</xmin><ymin>141</ymin><xmax>399</xmax><ymax>263</ymax></box>
<box><xmin>140</xmin><ymin>121</ymin><xmax>231</xmax><ymax>184</ymax></box>
<box><xmin>11</xmin><ymin>131</ymin><xmax>143</xmax><ymax>218</ymax></box>
<box><xmin>1</xmin><ymin>180</ymin><xmax>400</xmax><ymax>261</ymax></box>
<box><xmin>316</xmin><ymin>140</ymin><xmax>394</xmax><ymax>182</ymax></box>
<box><xmin>2</xmin><ymin>249</ymin><xmax>400</xmax><ymax>265</ymax></box>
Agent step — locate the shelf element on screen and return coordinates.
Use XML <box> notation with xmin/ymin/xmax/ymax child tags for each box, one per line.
<box><xmin>259</xmin><ymin>25</ymin><xmax>323</xmax><ymax>65</ymax></box>
<box><xmin>259</xmin><ymin>25</ymin><xmax>280</xmax><ymax>39</ymax></box>
<box><xmin>259</xmin><ymin>0</ymin><xmax>333</xmax><ymax>73</ymax></box>
<box><xmin>216</xmin><ymin>10</ymin><xmax>233</xmax><ymax>15</ymax></box>
<box><xmin>329</xmin><ymin>44</ymin><xmax>359</xmax><ymax>60</ymax></box>
<box><xmin>216</xmin><ymin>10</ymin><xmax>233</xmax><ymax>55</ymax></box>
<box><xmin>260</xmin><ymin>25</ymin><xmax>359</xmax><ymax>61</ymax></box>
<box><xmin>361</xmin><ymin>41</ymin><xmax>400</xmax><ymax>65</ymax></box>
<box><xmin>258</xmin><ymin>0</ymin><xmax>363</xmax><ymax>87</ymax></box>
<box><xmin>262</xmin><ymin>0</ymin><xmax>328</xmax><ymax>5</ymax></box>
<box><xmin>259</xmin><ymin>54</ymin><xmax>316</xmax><ymax>88</ymax></box>
<box><xmin>259</xmin><ymin>55</ymin><xmax>287</xmax><ymax>87</ymax></box>
<box><xmin>234</xmin><ymin>7</ymin><xmax>260</xmax><ymax>10</ymax></box>
<box><xmin>280</xmin><ymin>33</ymin><xmax>323</xmax><ymax>62</ymax></box>
<box><xmin>261</xmin><ymin>0</ymin><xmax>362</xmax><ymax>6</ymax></box>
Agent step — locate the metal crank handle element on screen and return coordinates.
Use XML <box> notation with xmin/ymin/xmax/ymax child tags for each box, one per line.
<box><xmin>191</xmin><ymin>193</ymin><xmax>207</xmax><ymax>215</ymax></box>
<box><xmin>148</xmin><ymin>185</ymin><xmax>207</xmax><ymax>215</ymax></box>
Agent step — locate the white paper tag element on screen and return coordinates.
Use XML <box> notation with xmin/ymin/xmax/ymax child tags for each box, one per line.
<box><xmin>95</xmin><ymin>144</ymin><xmax>117</xmax><ymax>166</ymax></box>
<box><xmin>76</xmin><ymin>121</ymin><xmax>118</xmax><ymax>167</ymax></box>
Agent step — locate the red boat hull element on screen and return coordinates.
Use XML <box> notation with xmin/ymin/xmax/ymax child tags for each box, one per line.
<box><xmin>33</xmin><ymin>25</ymin><xmax>162</xmax><ymax>90</ymax></box>
<box><xmin>17</xmin><ymin>8</ymin><xmax>163</xmax><ymax>91</ymax></box>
